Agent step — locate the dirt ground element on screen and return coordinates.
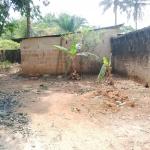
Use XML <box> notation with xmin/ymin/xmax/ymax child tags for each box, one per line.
<box><xmin>0</xmin><ymin>65</ymin><xmax>150</xmax><ymax>150</ymax></box>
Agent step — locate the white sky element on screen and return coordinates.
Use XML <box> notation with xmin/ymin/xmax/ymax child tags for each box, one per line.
<box><xmin>11</xmin><ymin>0</ymin><xmax>150</xmax><ymax>29</ymax></box>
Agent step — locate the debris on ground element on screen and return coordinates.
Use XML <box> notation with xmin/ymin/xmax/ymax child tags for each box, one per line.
<box><xmin>77</xmin><ymin>88</ymin><xmax>94</xmax><ymax>95</ymax></box>
<box><xmin>39</xmin><ymin>84</ymin><xmax>48</xmax><ymax>90</ymax></box>
<box><xmin>144</xmin><ymin>83</ymin><xmax>149</xmax><ymax>88</ymax></box>
<box><xmin>96</xmin><ymin>86</ymin><xmax>136</xmax><ymax>109</ymax></box>
<box><xmin>71</xmin><ymin>107</ymin><xmax>81</xmax><ymax>113</ymax></box>
<box><xmin>70</xmin><ymin>70</ymin><xmax>81</xmax><ymax>80</ymax></box>
<box><xmin>0</xmin><ymin>91</ymin><xmax>29</xmax><ymax>134</ymax></box>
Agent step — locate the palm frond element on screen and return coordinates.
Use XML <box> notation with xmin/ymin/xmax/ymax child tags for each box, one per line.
<box><xmin>55</xmin><ymin>13</ymin><xmax>86</xmax><ymax>32</ymax></box>
<box><xmin>99</xmin><ymin>0</ymin><xmax>113</xmax><ymax>13</ymax></box>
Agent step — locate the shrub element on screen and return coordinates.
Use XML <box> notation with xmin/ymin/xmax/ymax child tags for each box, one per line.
<box><xmin>0</xmin><ymin>40</ymin><xmax>20</xmax><ymax>50</ymax></box>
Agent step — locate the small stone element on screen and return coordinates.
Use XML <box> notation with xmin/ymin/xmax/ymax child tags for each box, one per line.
<box><xmin>116</xmin><ymin>100</ymin><xmax>122</xmax><ymax>105</ymax></box>
<box><xmin>71</xmin><ymin>107</ymin><xmax>81</xmax><ymax>113</ymax></box>
<box><xmin>57</xmin><ymin>75</ymin><xmax>63</xmax><ymax>79</ymax></box>
<box><xmin>39</xmin><ymin>84</ymin><xmax>48</xmax><ymax>90</ymax></box>
<box><xmin>126</xmin><ymin>101</ymin><xmax>135</xmax><ymax>107</ymax></box>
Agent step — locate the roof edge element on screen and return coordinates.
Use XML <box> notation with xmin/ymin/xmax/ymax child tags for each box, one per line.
<box><xmin>12</xmin><ymin>24</ymin><xmax>123</xmax><ymax>42</ymax></box>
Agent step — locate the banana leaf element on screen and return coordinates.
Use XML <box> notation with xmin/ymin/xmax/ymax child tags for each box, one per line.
<box><xmin>53</xmin><ymin>45</ymin><xmax>69</xmax><ymax>53</ymax></box>
<box><xmin>69</xmin><ymin>43</ymin><xmax>77</xmax><ymax>56</ymax></box>
<box><xmin>98</xmin><ymin>64</ymin><xmax>107</xmax><ymax>81</ymax></box>
<box><xmin>103</xmin><ymin>56</ymin><xmax>111</xmax><ymax>66</ymax></box>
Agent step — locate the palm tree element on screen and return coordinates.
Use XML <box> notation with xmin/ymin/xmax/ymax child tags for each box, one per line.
<box><xmin>124</xmin><ymin>0</ymin><xmax>150</xmax><ymax>29</ymax></box>
<box><xmin>100</xmin><ymin>0</ymin><xmax>150</xmax><ymax>29</ymax></box>
<box><xmin>26</xmin><ymin>1</ymin><xmax>31</xmax><ymax>37</ymax></box>
<box><xmin>100</xmin><ymin>0</ymin><xmax>120</xmax><ymax>25</ymax></box>
<box><xmin>55</xmin><ymin>13</ymin><xmax>87</xmax><ymax>33</ymax></box>
<box><xmin>42</xmin><ymin>13</ymin><xmax>56</xmax><ymax>27</ymax></box>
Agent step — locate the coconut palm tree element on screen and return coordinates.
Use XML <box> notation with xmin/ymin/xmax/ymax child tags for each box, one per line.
<box><xmin>100</xmin><ymin>0</ymin><xmax>120</xmax><ymax>25</ymax></box>
<box><xmin>55</xmin><ymin>13</ymin><xmax>87</xmax><ymax>33</ymax></box>
<box><xmin>100</xmin><ymin>0</ymin><xmax>150</xmax><ymax>29</ymax></box>
<box><xmin>123</xmin><ymin>0</ymin><xmax>150</xmax><ymax>29</ymax></box>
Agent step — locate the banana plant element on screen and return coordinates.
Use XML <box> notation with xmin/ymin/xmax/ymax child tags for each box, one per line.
<box><xmin>54</xmin><ymin>42</ymin><xmax>77</xmax><ymax>74</ymax></box>
<box><xmin>54</xmin><ymin>31</ymin><xmax>111</xmax><ymax>81</ymax></box>
<box><xmin>98</xmin><ymin>56</ymin><xmax>111</xmax><ymax>81</ymax></box>
<box><xmin>54</xmin><ymin>43</ymin><xmax>111</xmax><ymax>81</ymax></box>
<box><xmin>54</xmin><ymin>42</ymin><xmax>100</xmax><ymax>77</ymax></box>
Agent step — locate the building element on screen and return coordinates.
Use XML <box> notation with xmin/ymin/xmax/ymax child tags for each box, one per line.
<box><xmin>20</xmin><ymin>25</ymin><xmax>122</xmax><ymax>76</ymax></box>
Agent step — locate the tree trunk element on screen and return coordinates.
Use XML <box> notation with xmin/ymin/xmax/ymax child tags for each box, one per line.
<box><xmin>0</xmin><ymin>24</ymin><xmax>4</xmax><ymax>36</ymax></box>
<box><xmin>26</xmin><ymin>2</ymin><xmax>31</xmax><ymax>37</ymax></box>
<box><xmin>135</xmin><ymin>4</ymin><xmax>138</xmax><ymax>30</ymax></box>
<box><xmin>114</xmin><ymin>8</ymin><xmax>117</xmax><ymax>25</ymax></box>
<box><xmin>135</xmin><ymin>18</ymin><xmax>138</xmax><ymax>30</ymax></box>
<box><xmin>114</xmin><ymin>0</ymin><xmax>118</xmax><ymax>25</ymax></box>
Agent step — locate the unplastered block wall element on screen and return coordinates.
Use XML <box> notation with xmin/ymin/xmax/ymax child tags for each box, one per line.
<box><xmin>111</xmin><ymin>27</ymin><xmax>150</xmax><ymax>83</ymax></box>
<box><xmin>21</xmin><ymin>26</ymin><xmax>121</xmax><ymax>76</ymax></box>
<box><xmin>21</xmin><ymin>37</ymin><xmax>67</xmax><ymax>75</ymax></box>
<box><xmin>82</xmin><ymin>28</ymin><xmax>119</xmax><ymax>60</ymax></box>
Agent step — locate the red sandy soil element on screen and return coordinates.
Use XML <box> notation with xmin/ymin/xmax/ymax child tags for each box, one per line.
<box><xmin>0</xmin><ymin>66</ymin><xmax>150</xmax><ymax>150</ymax></box>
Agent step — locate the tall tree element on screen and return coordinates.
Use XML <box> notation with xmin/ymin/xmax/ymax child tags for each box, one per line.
<box><xmin>100</xmin><ymin>0</ymin><xmax>120</xmax><ymax>25</ymax></box>
<box><xmin>6</xmin><ymin>18</ymin><xmax>27</xmax><ymax>38</ymax></box>
<box><xmin>0</xmin><ymin>0</ymin><xmax>10</xmax><ymax>36</ymax></box>
<box><xmin>4</xmin><ymin>20</ymin><xmax>18</xmax><ymax>38</ymax></box>
<box><xmin>42</xmin><ymin>13</ymin><xmax>56</xmax><ymax>27</ymax></box>
<box><xmin>123</xmin><ymin>0</ymin><xmax>150</xmax><ymax>29</ymax></box>
<box><xmin>10</xmin><ymin>0</ymin><xmax>41</xmax><ymax>37</ymax></box>
<box><xmin>32</xmin><ymin>13</ymin><xmax>59</xmax><ymax>36</ymax></box>
<box><xmin>0</xmin><ymin>0</ymin><xmax>49</xmax><ymax>37</ymax></box>
<box><xmin>100</xmin><ymin>0</ymin><xmax>150</xmax><ymax>28</ymax></box>
<box><xmin>55</xmin><ymin>13</ymin><xmax>87</xmax><ymax>33</ymax></box>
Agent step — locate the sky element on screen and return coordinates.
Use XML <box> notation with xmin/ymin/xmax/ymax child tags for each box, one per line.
<box><xmin>11</xmin><ymin>0</ymin><xmax>150</xmax><ymax>29</ymax></box>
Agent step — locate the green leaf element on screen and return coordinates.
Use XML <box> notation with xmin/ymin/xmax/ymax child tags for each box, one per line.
<box><xmin>69</xmin><ymin>43</ymin><xmax>77</xmax><ymax>56</ymax></box>
<box><xmin>98</xmin><ymin>64</ymin><xmax>107</xmax><ymax>81</ymax></box>
<box><xmin>53</xmin><ymin>45</ymin><xmax>69</xmax><ymax>53</ymax></box>
<box><xmin>77</xmin><ymin>52</ymin><xmax>99</xmax><ymax>58</ymax></box>
<box><xmin>0</xmin><ymin>40</ymin><xmax>20</xmax><ymax>50</ymax></box>
<box><xmin>103</xmin><ymin>56</ymin><xmax>110</xmax><ymax>66</ymax></box>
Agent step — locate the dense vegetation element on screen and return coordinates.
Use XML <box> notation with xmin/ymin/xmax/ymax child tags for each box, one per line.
<box><xmin>0</xmin><ymin>39</ymin><xmax>20</xmax><ymax>50</ymax></box>
<box><xmin>1</xmin><ymin>0</ymin><xmax>140</xmax><ymax>40</ymax></box>
<box><xmin>0</xmin><ymin>0</ymin><xmax>148</xmax><ymax>41</ymax></box>
<box><xmin>1</xmin><ymin>13</ymin><xmax>88</xmax><ymax>39</ymax></box>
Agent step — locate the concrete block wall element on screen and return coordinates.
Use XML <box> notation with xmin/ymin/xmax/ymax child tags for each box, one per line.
<box><xmin>21</xmin><ymin>37</ymin><xmax>67</xmax><ymax>75</ymax></box>
<box><xmin>21</xmin><ymin>26</ymin><xmax>120</xmax><ymax>76</ymax></box>
<box><xmin>111</xmin><ymin>26</ymin><xmax>150</xmax><ymax>83</ymax></box>
<box><xmin>82</xmin><ymin>28</ymin><xmax>119</xmax><ymax>60</ymax></box>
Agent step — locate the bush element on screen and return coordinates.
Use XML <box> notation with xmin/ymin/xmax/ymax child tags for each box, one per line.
<box><xmin>0</xmin><ymin>60</ymin><xmax>12</xmax><ymax>70</ymax></box>
<box><xmin>0</xmin><ymin>40</ymin><xmax>20</xmax><ymax>50</ymax></box>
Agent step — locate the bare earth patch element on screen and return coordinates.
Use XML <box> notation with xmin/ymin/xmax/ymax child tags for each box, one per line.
<box><xmin>0</xmin><ymin>68</ymin><xmax>150</xmax><ymax>150</ymax></box>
